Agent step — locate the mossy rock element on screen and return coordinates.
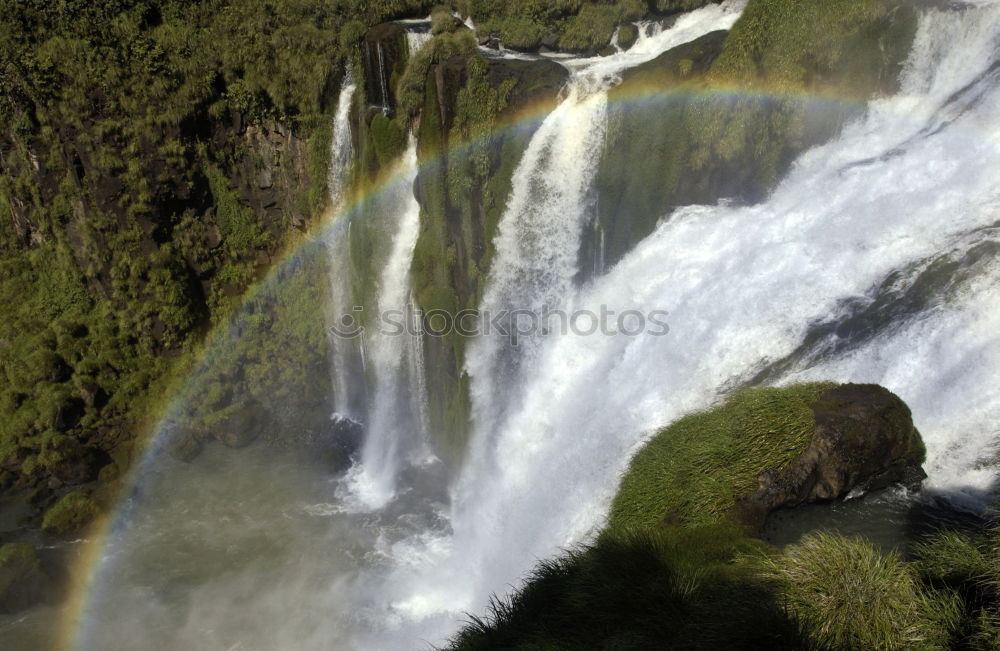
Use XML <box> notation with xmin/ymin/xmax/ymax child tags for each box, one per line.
<box><xmin>617</xmin><ymin>23</ymin><xmax>638</xmax><ymax>51</ymax></box>
<box><xmin>0</xmin><ymin>543</ymin><xmax>50</xmax><ymax>613</ymax></box>
<box><xmin>607</xmin><ymin>383</ymin><xmax>926</xmax><ymax>533</ymax></box>
<box><xmin>41</xmin><ymin>491</ymin><xmax>101</xmax><ymax>535</ymax></box>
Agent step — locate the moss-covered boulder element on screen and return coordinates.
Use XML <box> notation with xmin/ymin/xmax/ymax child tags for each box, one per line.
<box><xmin>41</xmin><ymin>491</ymin><xmax>100</xmax><ymax>535</ymax></box>
<box><xmin>0</xmin><ymin>543</ymin><xmax>50</xmax><ymax>613</ymax></box>
<box><xmin>608</xmin><ymin>383</ymin><xmax>926</xmax><ymax>533</ymax></box>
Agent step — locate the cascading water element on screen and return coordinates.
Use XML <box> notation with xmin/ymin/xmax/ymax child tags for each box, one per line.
<box><xmin>324</xmin><ymin>69</ymin><xmax>359</xmax><ymax>420</ymax></box>
<box><xmin>349</xmin><ymin>2</ymin><xmax>1000</xmax><ymax>647</ymax></box>
<box><xmin>62</xmin><ymin>2</ymin><xmax>1000</xmax><ymax>650</ymax></box>
<box><xmin>342</xmin><ymin>137</ymin><xmax>428</xmax><ymax>510</ymax></box>
<box><xmin>465</xmin><ymin>0</ymin><xmax>746</xmax><ymax>454</ymax></box>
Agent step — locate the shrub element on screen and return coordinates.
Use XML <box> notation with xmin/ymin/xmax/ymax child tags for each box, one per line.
<box><xmin>41</xmin><ymin>492</ymin><xmax>101</xmax><ymax>535</ymax></box>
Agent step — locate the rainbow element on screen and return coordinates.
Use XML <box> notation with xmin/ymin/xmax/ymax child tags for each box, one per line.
<box><xmin>57</xmin><ymin>78</ymin><xmax>910</xmax><ymax>648</ymax></box>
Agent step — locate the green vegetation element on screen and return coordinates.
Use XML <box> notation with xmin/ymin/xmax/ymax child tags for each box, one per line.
<box><xmin>41</xmin><ymin>491</ymin><xmax>101</xmax><ymax>535</ymax></box>
<box><xmin>608</xmin><ymin>383</ymin><xmax>834</xmax><ymax>531</ymax></box>
<box><xmin>765</xmin><ymin>533</ymin><xmax>958</xmax><ymax>650</ymax></box>
<box><xmin>0</xmin><ymin>0</ymin><xmax>392</xmax><ymax>501</ymax></box>
<box><xmin>912</xmin><ymin>527</ymin><xmax>1000</xmax><ymax>648</ymax></box>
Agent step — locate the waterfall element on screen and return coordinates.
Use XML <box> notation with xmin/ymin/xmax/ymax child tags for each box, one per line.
<box><xmin>327</xmin><ymin>68</ymin><xmax>356</xmax><ymax>212</ymax></box>
<box><xmin>342</xmin><ymin>137</ymin><xmax>426</xmax><ymax>510</ymax></box>
<box><xmin>465</xmin><ymin>0</ymin><xmax>746</xmax><ymax>452</ymax></box>
<box><xmin>352</xmin><ymin>3</ymin><xmax>1000</xmax><ymax>646</ymax></box>
<box><xmin>68</xmin><ymin>3</ymin><xmax>1000</xmax><ymax>651</ymax></box>
<box><xmin>325</xmin><ymin>70</ymin><xmax>359</xmax><ymax>420</ymax></box>
<box><xmin>405</xmin><ymin>30</ymin><xmax>432</xmax><ymax>56</ymax></box>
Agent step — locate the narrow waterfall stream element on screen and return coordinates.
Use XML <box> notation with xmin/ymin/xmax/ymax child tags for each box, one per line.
<box><xmin>56</xmin><ymin>2</ymin><xmax>1000</xmax><ymax>650</ymax></box>
<box><xmin>343</xmin><ymin>139</ymin><xmax>430</xmax><ymax>510</ymax></box>
<box><xmin>324</xmin><ymin>69</ymin><xmax>359</xmax><ymax>420</ymax></box>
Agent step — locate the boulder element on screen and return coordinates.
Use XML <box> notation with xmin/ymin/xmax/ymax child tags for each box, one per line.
<box><xmin>608</xmin><ymin>383</ymin><xmax>927</xmax><ymax>534</ymax></box>
<box><xmin>741</xmin><ymin>384</ymin><xmax>926</xmax><ymax>527</ymax></box>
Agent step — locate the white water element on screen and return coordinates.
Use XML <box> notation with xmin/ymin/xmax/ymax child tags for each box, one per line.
<box><xmin>343</xmin><ymin>138</ymin><xmax>426</xmax><ymax>510</ymax></box>
<box><xmin>350</xmin><ymin>2</ymin><xmax>1000</xmax><ymax>646</ymax></box>
<box><xmin>327</xmin><ymin>68</ymin><xmax>356</xmax><ymax>211</ymax></box>
<box><xmin>405</xmin><ymin>30</ymin><xmax>432</xmax><ymax>57</ymax></box>
<box><xmin>325</xmin><ymin>69</ymin><xmax>358</xmax><ymax>419</ymax></box>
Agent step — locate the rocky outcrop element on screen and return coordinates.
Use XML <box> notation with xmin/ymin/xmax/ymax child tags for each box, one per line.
<box><xmin>737</xmin><ymin>384</ymin><xmax>927</xmax><ymax>530</ymax></box>
<box><xmin>361</xmin><ymin>23</ymin><xmax>409</xmax><ymax>117</ymax></box>
<box><xmin>608</xmin><ymin>383</ymin><xmax>927</xmax><ymax>534</ymax></box>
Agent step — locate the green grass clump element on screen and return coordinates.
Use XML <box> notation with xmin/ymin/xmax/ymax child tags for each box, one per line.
<box><xmin>608</xmin><ymin>383</ymin><xmax>834</xmax><ymax>532</ymax></box>
<box><xmin>396</xmin><ymin>29</ymin><xmax>478</xmax><ymax>120</ymax></box>
<box><xmin>765</xmin><ymin>533</ymin><xmax>959</xmax><ymax>650</ymax></box>
<box><xmin>912</xmin><ymin>528</ymin><xmax>1000</xmax><ymax>648</ymax></box>
<box><xmin>41</xmin><ymin>492</ymin><xmax>101</xmax><ymax>535</ymax></box>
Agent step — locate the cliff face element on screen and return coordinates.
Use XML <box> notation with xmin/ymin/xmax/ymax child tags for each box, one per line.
<box><xmin>0</xmin><ymin>3</ymin><xmax>352</xmax><ymax>543</ymax></box>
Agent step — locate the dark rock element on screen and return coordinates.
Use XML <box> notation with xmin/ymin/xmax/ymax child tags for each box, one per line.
<box><xmin>51</xmin><ymin>440</ymin><xmax>109</xmax><ymax>485</ymax></box>
<box><xmin>210</xmin><ymin>400</ymin><xmax>271</xmax><ymax>449</ymax></box>
<box><xmin>0</xmin><ymin>543</ymin><xmax>51</xmax><ymax>613</ymax></box>
<box><xmin>362</xmin><ymin>23</ymin><xmax>409</xmax><ymax>116</ymax></box>
<box><xmin>737</xmin><ymin>384</ymin><xmax>927</xmax><ymax>530</ymax></box>
<box><xmin>52</xmin><ymin>397</ymin><xmax>85</xmax><ymax>432</ymax></box>
<box><xmin>540</xmin><ymin>33</ymin><xmax>560</xmax><ymax>51</ymax></box>
<box><xmin>323</xmin><ymin>416</ymin><xmax>365</xmax><ymax>473</ymax></box>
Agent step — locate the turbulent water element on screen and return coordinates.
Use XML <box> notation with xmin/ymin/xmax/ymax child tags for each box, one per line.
<box><xmin>46</xmin><ymin>1</ymin><xmax>1000</xmax><ymax>649</ymax></box>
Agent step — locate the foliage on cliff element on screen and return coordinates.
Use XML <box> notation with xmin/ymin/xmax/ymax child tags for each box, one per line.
<box><xmin>0</xmin><ymin>0</ymin><xmax>384</xmax><ymax>503</ymax></box>
<box><xmin>467</xmin><ymin>0</ymin><xmax>712</xmax><ymax>52</ymax></box>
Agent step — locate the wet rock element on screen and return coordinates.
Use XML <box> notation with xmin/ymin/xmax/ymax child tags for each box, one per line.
<box><xmin>169</xmin><ymin>431</ymin><xmax>203</xmax><ymax>462</ymax></box>
<box><xmin>324</xmin><ymin>416</ymin><xmax>365</xmax><ymax>473</ymax></box>
<box><xmin>737</xmin><ymin>384</ymin><xmax>927</xmax><ymax>529</ymax></box>
<box><xmin>0</xmin><ymin>543</ymin><xmax>50</xmax><ymax>613</ymax></box>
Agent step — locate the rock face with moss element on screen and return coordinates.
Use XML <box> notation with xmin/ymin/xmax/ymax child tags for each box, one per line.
<box><xmin>411</xmin><ymin>52</ymin><xmax>569</xmax><ymax>457</ymax></box>
<box><xmin>608</xmin><ymin>383</ymin><xmax>926</xmax><ymax>533</ymax></box>
<box><xmin>595</xmin><ymin>0</ymin><xmax>918</xmax><ymax>265</ymax></box>
<box><xmin>742</xmin><ymin>383</ymin><xmax>927</xmax><ymax>527</ymax></box>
